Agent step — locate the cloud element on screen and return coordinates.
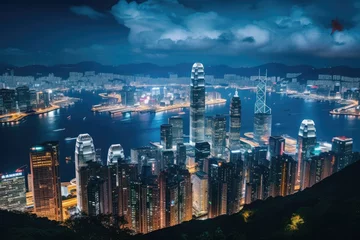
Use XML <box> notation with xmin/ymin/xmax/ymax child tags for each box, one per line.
<box><xmin>70</xmin><ymin>6</ymin><xmax>105</xmax><ymax>19</ymax></box>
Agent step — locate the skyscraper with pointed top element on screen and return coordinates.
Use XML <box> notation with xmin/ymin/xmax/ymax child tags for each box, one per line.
<box><xmin>190</xmin><ymin>63</ymin><xmax>205</xmax><ymax>144</ymax></box>
<box><xmin>253</xmin><ymin>70</ymin><xmax>272</xmax><ymax>145</ymax></box>
<box><xmin>229</xmin><ymin>89</ymin><xmax>241</xmax><ymax>150</ymax></box>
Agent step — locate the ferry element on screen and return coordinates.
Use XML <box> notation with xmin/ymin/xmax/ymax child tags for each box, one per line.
<box><xmin>53</xmin><ymin>128</ymin><xmax>65</xmax><ymax>132</ymax></box>
<box><xmin>65</xmin><ymin>137</ymin><xmax>77</xmax><ymax>141</ymax></box>
<box><xmin>65</xmin><ymin>156</ymin><xmax>72</xmax><ymax>163</ymax></box>
<box><xmin>83</xmin><ymin>117</ymin><xmax>86</xmax><ymax>121</ymax></box>
<box><xmin>178</xmin><ymin>112</ymin><xmax>185</xmax><ymax>115</ymax></box>
<box><xmin>67</xmin><ymin>115</ymin><xmax>71</xmax><ymax>120</ymax></box>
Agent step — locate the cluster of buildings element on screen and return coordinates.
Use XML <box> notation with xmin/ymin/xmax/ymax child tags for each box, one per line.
<box><xmin>0</xmin><ymin>63</ymin><xmax>359</xmax><ymax>235</ymax></box>
<box><xmin>0</xmin><ymin>86</ymin><xmax>52</xmax><ymax>115</ymax></box>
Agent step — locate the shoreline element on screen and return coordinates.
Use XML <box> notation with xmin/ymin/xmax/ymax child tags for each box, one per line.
<box><xmin>0</xmin><ymin>105</ymin><xmax>61</xmax><ymax>124</ymax></box>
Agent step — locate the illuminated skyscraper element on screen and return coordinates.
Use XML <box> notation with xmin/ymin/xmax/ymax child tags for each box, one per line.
<box><xmin>332</xmin><ymin>136</ymin><xmax>353</xmax><ymax>172</ymax></box>
<box><xmin>296</xmin><ymin>120</ymin><xmax>316</xmax><ymax>191</ymax></box>
<box><xmin>308</xmin><ymin>152</ymin><xmax>335</xmax><ymax>188</ymax></box>
<box><xmin>176</xmin><ymin>143</ymin><xmax>187</xmax><ymax>166</ymax></box>
<box><xmin>229</xmin><ymin>89</ymin><xmax>241</xmax><ymax>150</ymax></box>
<box><xmin>169</xmin><ymin>116</ymin><xmax>183</xmax><ymax>147</ymax></box>
<box><xmin>107</xmin><ymin>144</ymin><xmax>125</xmax><ymax>217</ymax></box>
<box><xmin>30</xmin><ymin>142</ymin><xmax>62</xmax><ymax>221</ymax></box>
<box><xmin>75</xmin><ymin>134</ymin><xmax>96</xmax><ymax>212</ymax></box>
<box><xmin>205</xmin><ymin>116</ymin><xmax>213</xmax><ymax>142</ymax></box>
<box><xmin>16</xmin><ymin>85</ymin><xmax>30</xmax><ymax>112</ymax></box>
<box><xmin>269</xmin><ymin>154</ymin><xmax>297</xmax><ymax>197</ymax></box>
<box><xmin>268</xmin><ymin>136</ymin><xmax>285</xmax><ymax>160</ymax></box>
<box><xmin>190</xmin><ymin>63</ymin><xmax>205</xmax><ymax>144</ymax></box>
<box><xmin>211</xmin><ymin>115</ymin><xmax>227</xmax><ymax>157</ymax></box>
<box><xmin>253</xmin><ymin>70</ymin><xmax>272</xmax><ymax>145</ymax></box>
<box><xmin>159</xmin><ymin>166</ymin><xmax>192</xmax><ymax>228</ymax></box>
<box><xmin>161</xmin><ymin>124</ymin><xmax>173</xmax><ymax>150</ymax></box>
<box><xmin>0</xmin><ymin>172</ymin><xmax>26</xmax><ymax>211</ymax></box>
<box><xmin>131</xmin><ymin>146</ymin><xmax>160</xmax><ymax>175</ymax></box>
<box><xmin>191</xmin><ymin>171</ymin><xmax>208</xmax><ymax>216</ymax></box>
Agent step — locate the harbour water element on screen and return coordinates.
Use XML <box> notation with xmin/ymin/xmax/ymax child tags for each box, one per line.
<box><xmin>1</xmin><ymin>88</ymin><xmax>359</xmax><ymax>181</ymax></box>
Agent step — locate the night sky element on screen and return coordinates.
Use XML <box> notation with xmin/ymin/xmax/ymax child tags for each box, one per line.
<box><xmin>1</xmin><ymin>0</ymin><xmax>360</xmax><ymax>67</ymax></box>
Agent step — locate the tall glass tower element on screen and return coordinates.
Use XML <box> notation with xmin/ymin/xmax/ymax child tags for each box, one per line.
<box><xmin>229</xmin><ymin>89</ymin><xmax>241</xmax><ymax>150</ymax></box>
<box><xmin>296</xmin><ymin>119</ymin><xmax>316</xmax><ymax>191</ymax></box>
<box><xmin>75</xmin><ymin>133</ymin><xmax>96</xmax><ymax>212</ymax></box>
<box><xmin>253</xmin><ymin>70</ymin><xmax>272</xmax><ymax>145</ymax></box>
<box><xmin>190</xmin><ymin>63</ymin><xmax>205</xmax><ymax>144</ymax></box>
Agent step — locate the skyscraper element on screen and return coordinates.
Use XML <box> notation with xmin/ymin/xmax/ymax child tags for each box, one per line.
<box><xmin>16</xmin><ymin>85</ymin><xmax>30</xmax><ymax>112</ymax></box>
<box><xmin>195</xmin><ymin>141</ymin><xmax>211</xmax><ymax>170</ymax></box>
<box><xmin>75</xmin><ymin>134</ymin><xmax>96</xmax><ymax>212</ymax></box>
<box><xmin>191</xmin><ymin>171</ymin><xmax>208</xmax><ymax>217</ymax></box>
<box><xmin>211</xmin><ymin>115</ymin><xmax>227</xmax><ymax>157</ymax></box>
<box><xmin>269</xmin><ymin>154</ymin><xmax>297</xmax><ymax>197</ymax></box>
<box><xmin>332</xmin><ymin>136</ymin><xmax>353</xmax><ymax>172</ymax></box>
<box><xmin>0</xmin><ymin>89</ymin><xmax>16</xmax><ymax>114</ymax></box>
<box><xmin>160</xmin><ymin>124</ymin><xmax>173</xmax><ymax>150</ymax></box>
<box><xmin>131</xmin><ymin>146</ymin><xmax>160</xmax><ymax>175</ymax></box>
<box><xmin>268</xmin><ymin>136</ymin><xmax>285</xmax><ymax>160</ymax></box>
<box><xmin>229</xmin><ymin>89</ymin><xmax>241</xmax><ymax>150</ymax></box>
<box><xmin>176</xmin><ymin>143</ymin><xmax>187</xmax><ymax>166</ymax></box>
<box><xmin>0</xmin><ymin>172</ymin><xmax>26</xmax><ymax>211</ymax></box>
<box><xmin>296</xmin><ymin>120</ymin><xmax>317</xmax><ymax>191</ymax></box>
<box><xmin>205</xmin><ymin>116</ymin><xmax>213</xmax><ymax>142</ymax></box>
<box><xmin>190</xmin><ymin>63</ymin><xmax>205</xmax><ymax>144</ymax></box>
<box><xmin>253</xmin><ymin>71</ymin><xmax>272</xmax><ymax>145</ymax></box>
<box><xmin>30</xmin><ymin>142</ymin><xmax>62</xmax><ymax>221</ymax></box>
<box><xmin>169</xmin><ymin>116</ymin><xmax>183</xmax><ymax>147</ymax></box>
<box><xmin>107</xmin><ymin>144</ymin><xmax>125</xmax><ymax>217</ymax></box>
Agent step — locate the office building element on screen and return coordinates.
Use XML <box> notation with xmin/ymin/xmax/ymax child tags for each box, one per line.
<box><xmin>176</xmin><ymin>143</ymin><xmax>187</xmax><ymax>166</ymax></box>
<box><xmin>29</xmin><ymin>90</ymin><xmax>37</xmax><ymax>109</ymax></box>
<box><xmin>0</xmin><ymin>88</ymin><xmax>16</xmax><ymax>114</ymax></box>
<box><xmin>253</xmin><ymin>71</ymin><xmax>272</xmax><ymax>144</ymax></box>
<box><xmin>75</xmin><ymin>134</ymin><xmax>96</xmax><ymax>212</ymax></box>
<box><xmin>0</xmin><ymin>172</ymin><xmax>26</xmax><ymax>211</ymax></box>
<box><xmin>254</xmin><ymin>146</ymin><xmax>268</xmax><ymax>166</ymax></box>
<box><xmin>211</xmin><ymin>115</ymin><xmax>227</xmax><ymax>157</ymax></box>
<box><xmin>268</xmin><ymin>136</ymin><xmax>285</xmax><ymax>160</ymax></box>
<box><xmin>332</xmin><ymin>136</ymin><xmax>353</xmax><ymax>172</ymax></box>
<box><xmin>87</xmin><ymin>176</ymin><xmax>104</xmax><ymax>216</ymax></box>
<box><xmin>269</xmin><ymin>154</ymin><xmax>297</xmax><ymax>197</ymax></box>
<box><xmin>160</xmin><ymin>124</ymin><xmax>173</xmax><ymax>150</ymax></box>
<box><xmin>131</xmin><ymin>146</ymin><xmax>160</xmax><ymax>175</ymax></box>
<box><xmin>121</xmin><ymin>86</ymin><xmax>136</xmax><ymax>106</ymax></box>
<box><xmin>30</xmin><ymin>142</ymin><xmax>62</xmax><ymax>221</ymax></box>
<box><xmin>16</xmin><ymin>85</ymin><xmax>30</xmax><ymax>112</ymax></box>
<box><xmin>296</xmin><ymin>120</ymin><xmax>317</xmax><ymax>191</ymax></box>
<box><xmin>229</xmin><ymin>89</ymin><xmax>241</xmax><ymax>150</ymax></box>
<box><xmin>308</xmin><ymin>152</ymin><xmax>336</xmax><ymax>187</ymax></box>
<box><xmin>190</xmin><ymin>63</ymin><xmax>205</xmax><ymax>144</ymax></box>
<box><xmin>195</xmin><ymin>141</ymin><xmax>211</xmax><ymax>169</ymax></box>
<box><xmin>191</xmin><ymin>171</ymin><xmax>208</xmax><ymax>216</ymax></box>
<box><xmin>205</xmin><ymin>116</ymin><xmax>213</xmax><ymax>142</ymax></box>
<box><xmin>159</xmin><ymin>166</ymin><xmax>192</xmax><ymax>228</ymax></box>
<box><xmin>169</xmin><ymin>116</ymin><xmax>183</xmax><ymax>147</ymax></box>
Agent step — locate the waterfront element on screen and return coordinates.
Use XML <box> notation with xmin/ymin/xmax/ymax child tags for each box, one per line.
<box><xmin>1</xmin><ymin>88</ymin><xmax>360</xmax><ymax>181</ymax></box>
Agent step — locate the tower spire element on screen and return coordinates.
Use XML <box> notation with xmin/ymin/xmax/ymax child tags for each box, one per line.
<box><xmin>234</xmin><ymin>88</ymin><xmax>238</xmax><ymax>97</ymax></box>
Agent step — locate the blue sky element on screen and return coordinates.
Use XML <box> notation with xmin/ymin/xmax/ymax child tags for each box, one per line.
<box><xmin>1</xmin><ymin>0</ymin><xmax>360</xmax><ymax>67</ymax></box>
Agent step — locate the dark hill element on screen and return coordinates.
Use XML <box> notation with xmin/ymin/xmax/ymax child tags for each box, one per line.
<box><xmin>2</xmin><ymin>160</ymin><xmax>360</xmax><ymax>240</ymax></box>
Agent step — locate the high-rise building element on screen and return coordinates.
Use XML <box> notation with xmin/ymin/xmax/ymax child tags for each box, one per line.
<box><xmin>161</xmin><ymin>150</ymin><xmax>175</xmax><ymax>169</ymax></box>
<box><xmin>121</xmin><ymin>86</ymin><xmax>136</xmax><ymax>106</ymax></box>
<box><xmin>253</xmin><ymin>71</ymin><xmax>272</xmax><ymax>145</ymax></box>
<box><xmin>254</xmin><ymin>146</ymin><xmax>268</xmax><ymax>166</ymax></box>
<box><xmin>0</xmin><ymin>172</ymin><xmax>26</xmax><ymax>211</ymax></box>
<box><xmin>211</xmin><ymin>115</ymin><xmax>227</xmax><ymax>157</ymax></box>
<box><xmin>169</xmin><ymin>116</ymin><xmax>183</xmax><ymax>147</ymax></box>
<box><xmin>107</xmin><ymin>144</ymin><xmax>125</xmax><ymax>217</ymax></box>
<box><xmin>29</xmin><ymin>90</ymin><xmax>37</xmax><ymax>109</ymax></box>
<box><xmin>191</xmin><ymin>171</ymin><xmax>208</xmax><ymax>216</ymax></box>
<box><xmin>87</xmin><ymin>176</ymin><xmax>104</xmax><ymax>216</ymax></box>
<box><xmin>268</xmin><ymin>136</ymin><xmax>285</xmax><ymax>160</ymax></box>
<box><xmin>0</xmin><ymin>88</ymin><xmax>16</xmax><ymax>114</ymax></box>
<box><xmin>190</xmin><ymin>63</ymin><xmax>205</xmax><ymax>144</ymax></box>
<box><xmin>296</xmin><ymin>120</ymin><xmax>316</xmax><ymax>191</ymax></box>
<box><xmin>159</xmin><ymin>166</ymin><xmax>192</xmax><ymax>228</ymax></box>
<box><xmin>30</xmin><ymin>142</ymin><xmax>62</xmax><ymax>221</ymax></box>
<box><xmin>229</xmin><ymin>89</ymin><xmax>241</xmax><ymax>150</ymax></box>
<box><xmin>176</xmin><ymin>143</ymin><xmax>187</xmax><ymax>166</ymax></box>
<box><xmin>308</xmin><ymin>152</ymin><xmax>335</xmax><ymax>188</ymax></box>
<box><xmin>16</xmin><ymin>85</ymin><xmax>30</xmax><ymax>112</ymax></box>
<box><xmin>195</xmin><ymin>141</ymin><xmax>211</xmax><ymax>169</ymax></box>
<box><xmin>205</xmin><ymin>116</ymin><xmax>213</xmax><ymax>142</ymax></box>
<box><xmin>160</xmin><ymin>124</ymin><xmax>173</xmax><ymax>150</ymax></box>
<box><xmin>75</xmin><ymin>134</ymin><xmax>96</xmax><ymax>212</ymax></box>
<box><xmin>131</xmin><ymin>146</ymin><xmax>160</xmax><ymax>175</ymax></box>
<box><xmin>332</xmin><ymin>136</ymin><xmax>353</xmax><ymax>172</ymax></box>
<box><xmin>269</xmin><ymin>154</ymin><xmax>297</xmax><ymax>197</ymax></box>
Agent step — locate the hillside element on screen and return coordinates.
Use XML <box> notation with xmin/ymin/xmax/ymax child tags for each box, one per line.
<box><xmin>2</xmin><ymin>62</ymin><xmax>360</xmax><ymax>79</ymax></box>
<box><xmin>1</xmin><ymin>160</ymin><xmax>360</xmax><ymax>240</ymax></box>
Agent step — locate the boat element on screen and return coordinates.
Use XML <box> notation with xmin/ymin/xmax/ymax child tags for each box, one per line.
<box><xmin>53</xmin><ymin>128</ymin><xmax>65</xmax><ymax>132</ymax></box>
<box><xmin>178</xmin><ymin>112</ymin><xmax>185</xmax><ymax>115</ymax></box>
<box><xmin>67</xmin><ymin>115</ymin><xmax>71</xmax><ymax>120</ymax></box>
<box><xmin>83</xmin><ymin>117</ymin><xmax>86</xmax><ymax>121</ymax></box>
<box><xmin>65</xmin><ymin>137</ymin><xmax>77</xmax><ymax>141</ymax></box>
<box><xmin>65</xmin><ymin>156</ymin><xmax>72</xmax><ymax>163</ymax></box>
<box><xmin>275</xmin><ymin>123</ymin><xmax>281</xmax><ymax>126</ymax></box>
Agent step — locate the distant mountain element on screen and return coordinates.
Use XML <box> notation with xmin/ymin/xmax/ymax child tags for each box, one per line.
<box><xmin>2</xmin><ymin>62</ymin><xmax>360</xmax><ymax>79</ymax></box>
<box><xmin>2</xmin><ymin>159</ymin><xmax>360</xmax><ymax>240</ymax></box>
